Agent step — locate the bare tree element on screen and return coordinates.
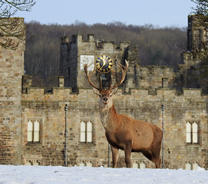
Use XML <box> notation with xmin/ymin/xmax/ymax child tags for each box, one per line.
<box><xmin>0</xmin><ymin>0</ymin><xmax>36</xmax><ymax>49</ymax></box>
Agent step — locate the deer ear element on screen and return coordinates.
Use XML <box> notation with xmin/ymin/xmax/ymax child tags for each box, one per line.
<box><xmin>111</xmin><ymin>87</ymin><xmax>118</xmax><ymax>95</ymax></box>
<box><xmin>92</xmin><ymin>88</ymin><xmax>100</xmax><ymax>96</ymax></box>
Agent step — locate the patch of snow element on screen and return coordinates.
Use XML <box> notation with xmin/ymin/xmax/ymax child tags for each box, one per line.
<box><xmin>0</xmin><ymin>165</ymin><xmax>207</xmax><ymax>184</ymax></box>
<box><xmin>197</xmin><ymin>166</ymin><xmax>205</xmax><ymax>171</ymax></box>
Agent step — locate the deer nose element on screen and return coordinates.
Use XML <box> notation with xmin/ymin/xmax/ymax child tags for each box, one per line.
<box><xmin>103</xmin><ymin>97</ymin><xmax>108</xmax><ymax>101</ymax></box>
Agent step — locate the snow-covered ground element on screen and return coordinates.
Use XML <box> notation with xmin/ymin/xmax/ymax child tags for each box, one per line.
<box><xmin>0</xmin><ymin>165</ymin><xmax>207</xmax><ymax>184</ymax></box>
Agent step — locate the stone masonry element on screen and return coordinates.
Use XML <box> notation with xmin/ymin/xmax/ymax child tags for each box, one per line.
<box><xmin>0</xmin><ymin>18</ymin><xmax>25</xmax><ymax>165</ymax></box>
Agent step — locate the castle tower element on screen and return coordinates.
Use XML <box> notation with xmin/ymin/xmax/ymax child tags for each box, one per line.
<box><xmin>0</xmin><ymin>18</ymin><xmax>25</xmax><ymax>164</ymax></box>
<box><xmin>179</xmin><ymin>15</ymin><xmax>208</xmax><ymax>90</ymax></box>
<box><xmin>59</xmin><ymin>34</ymin><xmax>135</xmax><ymax>91</ymax></box>
<box><xmin>187</xmin><ymin>15</ymin><xmax>207</xmax><ymax>52</ymax></box>
<box><xmin>60</xmin><ymin>36</ymin><xmax>71</xmax><ymax>88</ymax></box>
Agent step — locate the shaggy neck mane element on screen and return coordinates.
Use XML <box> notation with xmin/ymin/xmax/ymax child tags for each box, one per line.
<box><xmin>99</xmin><ymin>104</ymin><xmax>118</xmax><ymax>129</ymax></box>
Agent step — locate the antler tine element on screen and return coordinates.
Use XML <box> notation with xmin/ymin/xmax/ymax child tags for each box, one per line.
<box><xmin>84</xmin><ymin>63</ymin><xmax>101</xmax><ymax>91</ymax></box>
<box><xmin>84</xmin><ymin>61</ymin><xmax>93</xmax><ymax>75</ymax></box>
<box><xmin>109</xmin><ymin>60</ymin><xmax>129</xmax><ymax>90</ymax></box>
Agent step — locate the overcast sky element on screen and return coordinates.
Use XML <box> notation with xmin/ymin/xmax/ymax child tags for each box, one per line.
<box><xmin>16</xmin><ymin>0</ymin><xmax>196</xmax><ymax>27</ymax></box>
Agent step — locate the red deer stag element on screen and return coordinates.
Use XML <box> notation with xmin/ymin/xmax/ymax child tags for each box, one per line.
<box><xmin>84</xmin><ymin>60</ymin><xmax>163</xmax><ymax>168</ymax></box>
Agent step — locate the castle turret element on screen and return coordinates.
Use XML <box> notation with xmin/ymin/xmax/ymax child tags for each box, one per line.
<box><xmin>187</xmin><ymin>15</ymin><xmax>206</xmax><ymax>52</ymax></box>
<box><xmin>0</xmin><ymin>18</ymin><xmax>25</xmax><ymax>165</ymax></box>
<box><xmin>60</xmin><ymin>34</ymin><xmax>134</xmax><ymax>92</ymax></box>
<box><xmin>60</xmin><ymin>36</ymin><xmax>70</xmax><ymax>86</ymax></box>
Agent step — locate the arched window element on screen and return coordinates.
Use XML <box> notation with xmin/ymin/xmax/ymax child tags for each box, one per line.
<box><xmin>80</xmin><ymin>121</ymin><xmax>86</xmax><ymax>142</ymax></box>
<box><xmin>133</xmin><ymin>162</ymin><xmax>139</xmax><ymax>168</ymax></box>
<box><xmin>26</xmin><ymin>160</ymin><xmax>32</xmax><ymax>166</ymax></box>
<box><xmin>80</xmin><ymin>161</ymin><xmax>85</xmax><ymax>167</ymax></box>
<box><xmin>86</xmin><ymin>161</ymin><xmax>93</xmax><ymax>167</ymax></box>
<box><xmin>185</xmin><ymin>162</ymin><xmax>192</xmax><ymax>170</ymax></box>
<box><xmin>33</xmin><ymin>160</ymin><xmax>40</xmax><ymax>166</ymax></box>
<box><xmin>27</xmin><ymin>120</ymin><xmax>40</xmax><ymax>143</ymax></box>
<box><xmin>140</xmin><ymin>161</ymin><xmax>146</xmax><ymax>169</ymax></box>
<box><xmin>192</xmin><ymin>122</ymin><xmax>198</xmax><ymax>143</ymax></box>
<box><xmin>27</xmin><ymin>120</ymin><xmax>33</xmax><ymax>142</ymax></box>
<box><xmin>185</xmin><ymin>162</ymin><xmax>199</xmax><ymax>170</ymax></box>
<box><xmin>193</xmin><ymin>162</ymin><xmax>198</xmax><ymax>170</ymax></box>
<box><xmin>80</xmin><ymin>121</ymin><xmax>93</xmax><ymax>143</ymax></box>
<box><xmin>87</xmin><ymin>121</ymin><xmax>92</xmax><ymax>142</ymax></box>
<box><xmin>34</xmin><ymin>120</ymin><xmax>40</xmax><ymax>142</ymax></box>
<box><xmin>186</xmin><ymin>122</ymin><xmax>191</xmax><ymax>143</ymax></box>
<box><xmin>186</xmin><ymin>121</ymin><xmax>199</xmax><ymax>144</ymax></box>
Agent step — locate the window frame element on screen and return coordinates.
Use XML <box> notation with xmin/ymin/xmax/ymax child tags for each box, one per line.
<box><xmin>86</xmin><ymin>121</ymin><xmax>93</xmax><ymax>143</ymax></box>
<box><xmin>26</xmin><ymin>118</ymin><xmax>43</xmax><ymax>144</ymax></box>
<box><xmin>132</xmin><ymin>160</ymin><xmax>147</xmax><ymax>169</ymax></box>
<box><xmin>80</xmin><ymin>121</ymin><xmax>86</xmax><ymax>142</ymax></box>
<box><xmin>185</xmin><ymin>161</ymin><xmax>199</xmax><ymax>170</ymax></box>
<box><xmin>79</xmin><ymin>160</ymin><xmax>93</xmax><ymax>167</ymax></box>
<box><xmin>80</xmin><ymin>120</ymin><xmax>93</xmax><ymax>143</ymax></box>
<box><xmin>185</xmin><ymin>121</ymin><xmax>199</xmax><ymax>144</ymax></box>
<box><xmin>139</xmin><ymin>161</ymin><xmax>146</xmax><ymax>169</ymax></box>
<box><xmin>185</xmin><ymin>162</ymin><xmax>192</xmax><ymax>170</ymax></box>
<box><xmin>25</xmin><ymin>159</ymin><xmax>41</xmax><ymax>166</ymax></box>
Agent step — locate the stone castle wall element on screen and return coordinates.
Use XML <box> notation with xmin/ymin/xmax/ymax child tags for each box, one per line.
<box><xmin>0</xmin><ymin>18</ymin><xmax>25</xmax><ymax>164</ymax></box>
<box><xmin>21</xmin><ymin>31</ymin><xmax>208</xmax><ymax>169</ymax></box>
<box><xmin>20</xmin><ymin>83</ymin><xmax>208</xmax><ymax>169</ymax></box>
<box><xmin>61</xmin><ymin>34</ymin><xmax>177</xmax><ymax>92</ymax></box>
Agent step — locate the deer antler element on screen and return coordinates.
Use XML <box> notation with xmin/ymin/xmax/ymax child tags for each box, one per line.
<box><xmin>84</xmin><ymin>60</ymin><xmax>129</xmax><ymax>91</ymax></box>
<box><xmin>84</xmin><ymin>63</ymin><xmax>102</xmax><ymax>91</ymax></box>
<box><xmin>109</xmin><ymin>60</ymin><xmax>129</xmax><ymax>90</ymax></box>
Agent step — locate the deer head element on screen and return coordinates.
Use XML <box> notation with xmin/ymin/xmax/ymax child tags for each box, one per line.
<box><xmin>84</xmin><ymin>60</ymin><xmax>129</xmax><ymax>108</ymax></box>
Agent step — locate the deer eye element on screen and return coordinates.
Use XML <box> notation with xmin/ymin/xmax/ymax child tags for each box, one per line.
<box><xmin>99</xmin><ymin>94</ymin><xmax>102</xmax><ymax>97</ymax></box>
<box><xmin>109</xmin><ymin>94</ymin><xmax>112</xmax><ymax>97</ymax></box>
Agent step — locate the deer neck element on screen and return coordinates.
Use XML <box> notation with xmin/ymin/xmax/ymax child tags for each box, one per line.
<box><xmin>99</xmin><ymin>103</ymin><xmax>117</xmax><ymax>130</ymax></box>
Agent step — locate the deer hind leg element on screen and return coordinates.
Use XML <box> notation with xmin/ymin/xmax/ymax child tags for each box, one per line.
<box><xmin>143</xmin><ymin>149</ymin><xmax>161</xmax><ymax>168</ymax></box>
<box><xmin>111</xmin><ymin>146</ymin><xmax>119</xmax><ymax>168</ymax></box>
<box><xmin>151</xmin><ymin>154</ymin><xmax>161</xmax><ymax>168</ymax></box>
<box><xmin>151</xmin><ymin>148</ymin><xmax>162</xmax><ymax>168</ymax></box>
<box><xmin>153</xmin><ymin>157</ymin><xmax>161</xmax><ymax>168</ymax></box>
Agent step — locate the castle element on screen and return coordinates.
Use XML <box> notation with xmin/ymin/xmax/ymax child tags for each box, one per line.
<box><xmin>0</xmin><ymin>15</ymin><xmax>208</xmax><ymax>170</ymax></box>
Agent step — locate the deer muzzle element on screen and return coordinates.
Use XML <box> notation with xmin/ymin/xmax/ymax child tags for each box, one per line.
<box><xmin>102</xmin><ymin>97</ymin><xmax>109</xmax><ymax>104</ymax></box>
<box><xmin>103</xmin><ymin>97</ymin><xmax>108</xmax><ymax>102</ymax></box>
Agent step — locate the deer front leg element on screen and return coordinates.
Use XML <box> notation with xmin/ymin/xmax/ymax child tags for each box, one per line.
<box><xmin>124</xmin><ymin>142</ymin><xmax>132</xmax><ymax>168</ymax></box>
<box><xmin>111</xmin><ymin>146</ymin><xmax>119</xmax><ymax>168</ymax></box>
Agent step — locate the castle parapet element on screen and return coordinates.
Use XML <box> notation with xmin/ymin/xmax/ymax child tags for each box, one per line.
<box><xmin>183</xmin><ymin>88</ymin><xmax>202</xmax><ymax>97</ymax></box>
<box><xmin>27</xmin><ymin>88</ymin><xmax>45</xmax><ymax>96</ymax></box>
<box><xmin>22</xmin><ymin>75</ymin><xmax>32</xmax><ymax>94</ymax></box>
<box><xmin>119</xmin><ymin>41</ymin><xmax>130</xmax><ymax>49</ymax></box>
<box><xmin>61</xmin><ymin>36</ymin><xmax>69</xmax><ymax>44</ymax></box>
<box><xmin>162</xmin><ymin>78</ymin><xmax>168</xmax><ymax>88</ymax></box>
<box><xmin>58</xmin><ymin>76</ymin><xmax>64</xmax><ymax>87</ymax></box>
<box><xmin>87</xmin><ymin>34</ymin><xmax>94</xmax><ymax>42</ymax></box>
<box><xmin>77</xmin><ymin>34</ymin><xmax>83</xmax><ymax>43</ymax></box>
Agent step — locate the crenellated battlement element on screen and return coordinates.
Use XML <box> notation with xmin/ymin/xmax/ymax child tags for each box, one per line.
<box><xmin>61</xmin><ymin>33</ymin><xmax>130</xmax><ymax>51</ymax></box>
<box><xmin>21</xmin><ymin>80</ymin><xmax>204</xmax><ymax>100</ymax></box>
